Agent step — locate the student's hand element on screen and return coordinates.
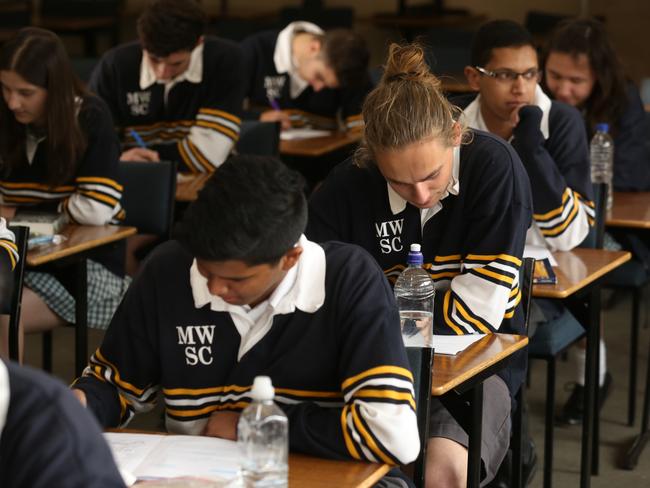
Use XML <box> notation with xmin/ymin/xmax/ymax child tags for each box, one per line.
<box><xmin>260</xmin><ymin>110</ymin><xmax>292</xmax><ymax>130</ymax></box>
<box><xmin>120</xmin><ymin>147</ymin><xmax>161</xmax><ymax>162</ymax></box>
<box><xmin>71</xmin><ymin>388</ymin><xmax>87</xmax><ymax>407</ymax></box>
<box><xmin>201</xmin><ymin>411</ymin><xmax>240</xmax><ymax>440</ymax></box>
<box><xmin>0</xmin><ymin>206</ymin><xmax>16</xmax><ymax>220</ymax></box>
<box><xmin>511</xmin><ymin>105</ymin><xmax>544</xmax><ymax>150</ymax></box>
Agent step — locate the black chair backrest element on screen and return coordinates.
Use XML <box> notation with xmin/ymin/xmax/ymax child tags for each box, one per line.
<box><xmin>580</xmin><ymin>182</ymin><xmax>607</xmax><ymax>250</ymax></box>
<box><xmin>2</xmin><ymin>226</ymin><xmax>28</xmax><ymax>361</ymax></box>
<box><xmin>117</xmin><ymin>160</ymin><xmax>177</xmax><ymax>238</ymax></box>
<box><xmin>520</xmin><ymin>257</ymin><xmax>536</xmax><ymax>334</ymax></box>
<box><xmin>40</xmin><ymin>0</ymin><xmax>121</xmax><ymax>17</ymax></box>
<box><xmin>405</xmin><ymin>346</ymin><xmax>433</xmax><ymax>487</ymax></box>
<box><xmin>236</xmin><ymin>121</ymin><xmax>281</xmax><ymax>157</ymax></box>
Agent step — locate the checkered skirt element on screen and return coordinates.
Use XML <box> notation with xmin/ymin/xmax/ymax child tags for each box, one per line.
<box><xmin>24</xmin><ymin>260</ymin><xmax>131</xmax><ymax>330</ymax></box>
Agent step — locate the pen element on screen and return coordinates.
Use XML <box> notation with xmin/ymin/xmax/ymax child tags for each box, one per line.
<box><xmin>129</xmin><ymin>128</ymin><xmax>148</xmax><ymax>148</ymax></box>
<box><xmin>268</xmin><ymin>97</ymin><xmax>281</xmax><ymax>111</ymax></box>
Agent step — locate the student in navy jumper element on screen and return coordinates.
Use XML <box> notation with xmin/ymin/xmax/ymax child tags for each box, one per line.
<box><xmin>308</xmin><ymin>43</ymin><xmax>533</xmax><ymax>488</ymax></box>
<box><xmin>543</xmin><ymin>17</ymin><xmax>650</xmax><ymax>425</ymax></box>
<box><xmin>0</xmin><ymin>359</ymin><xmax>125</xmax><ymax>488</ymax></box>
<box><xmin>90</xmin><ymin>0</ymin><xmax>244</xmax><ymax>172</ymax></box>
<box><xmin>0</xmin><ymin>28</ymin><xmax>127</xmax><ymax>356</ymax></box>
<box><xmin>72</xmin><ymin>156</ymin><xmax>419</xmax><ymax>485</ymax></box>
<box><xmin>240</xmin><ymin>22</ymin><xmax>371</xmax><ymax>131</ymax></box>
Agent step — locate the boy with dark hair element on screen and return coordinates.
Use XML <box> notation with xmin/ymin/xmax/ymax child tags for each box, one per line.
<box><xmin>460</xmin><ymin>21</ymin><xmax>605</xmax><ymax>428</ymax></box>
<box><xmin>240</xmin><ymin>22</ymin><xmax>371</xmax><ymax>131</ymax></box>
<box><xmin>89</xmin><ymin>0</ymin><xmax>245</xmax><ymax>172</ymax></box>
<box><xmin>71</xmin><ymin>155</ymin><xmax>420</xmax><ymax>475</ymax></box>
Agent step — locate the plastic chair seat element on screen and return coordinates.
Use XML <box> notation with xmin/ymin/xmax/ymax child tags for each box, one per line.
<box><xmin>528</xmin><ymin>309</ymin><xmax>585</xmax><ymax>357</ymax></box>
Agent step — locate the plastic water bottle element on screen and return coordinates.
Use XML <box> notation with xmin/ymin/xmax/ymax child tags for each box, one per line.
<box><xmin>238</xmin><ymin>376</ymin><xmax>288</xmax><ymax>487</ymax></box>
<box><xmin>394</xmin><ymin>243</ymin><xmax>435</xmax><ymax>348</ymax></box>
<box><xmin>590</xmin><ymin>123</ymin><xmax>614</xmax><ymax>211</ymax></box>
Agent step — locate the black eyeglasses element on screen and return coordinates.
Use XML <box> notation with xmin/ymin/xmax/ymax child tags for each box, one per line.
<box><xmin>475</xmin><ymin>66</ymin><xmax>542</xmax><ymax>83</ymax></box>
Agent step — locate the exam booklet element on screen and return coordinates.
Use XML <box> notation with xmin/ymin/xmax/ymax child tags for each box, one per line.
<box><xmin>104</xmin><ymin>432</ymin><xmax>241</xmax><ymax>486</ymax></box>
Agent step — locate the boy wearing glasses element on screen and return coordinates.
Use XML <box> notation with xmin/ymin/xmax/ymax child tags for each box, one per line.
<box><xmin>460</xmin><ymin>20</ymin><xmax>594</xmax><ymax>254</ymax></box>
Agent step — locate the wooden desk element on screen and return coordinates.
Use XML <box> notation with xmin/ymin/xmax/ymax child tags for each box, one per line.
<box><xmin>432</xmin><ymin>333</ymin><xmax>528</xmax><ymax>487</ymax></box>
<box><xmin>606</xmin><ymin>192</ymin><xmax>650</xmax><ymax>229</ymax></box>
<box><xmin>533</xmin><ymin>247</ymin><xmax>630</xmax><ymax>488</ymax></box>
<box><xmin>432</xmin><ymin>333</ymin><xmax>528</xmax><ymax>395</ymax></box>
<box><xmin>107</xmin><ymin>429</ymin><xmax>388</xmax><ymax>488</ymax></box>
<box><xmin>289</xmin><ymin>453</ymin><xmax>389</xmax><ymax>488</ymax></box>
<box><xmin>27</xmin><ymin>224</ymin><xmax>137</xmax><ymax>375</ymax></box>
<box><xmin>280</xmin><ymin>131</ymin><xmax>362</xmax><ymax>158</ymax></box>
<box><xmin>533</xmin><ymin>248</ymin><xmax>631</xmax><ymax>299</ymax></box>
<box><xmin>176</xmin><ymin>173</ymin><xmax>212</xmax><ymax>202</ymax></box>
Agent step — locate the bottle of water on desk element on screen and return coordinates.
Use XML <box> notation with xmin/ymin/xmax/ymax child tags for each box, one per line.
<box><xmin>590</xmin><ymin>123</ymin><xmax>614</xmax><ymax>211</ymax></box>
<box><xmin>238</xmin><ymin>376</ymin><xmax>288</xmax><ymax>488</ymax></box>
<box><xmin>394</xmin><ymin>243</ymin><xmax>435</xmax><ymax>348</ymax></box>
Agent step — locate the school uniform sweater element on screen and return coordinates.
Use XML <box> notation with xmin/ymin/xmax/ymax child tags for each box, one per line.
<box><xmin>0</xmin><ymin>219</ymin><xmax>17</xmax><ymax>271</ymax></box>
<box><xmin>74</xmin><ymin>239</ymin><xmax>420</xmax><ymax>466</ymax></box>
<box><xmin>0</xmin><ymin>360</ymin><xmax>125</xmax><ymax>488</ymax></box>
<box><xmin>0</xmin><ymin>96</ymin><xmax>123</xmax><ymax>274</ymax></box>
<box><xmin>240</xmin><ymin>22</ymin><xmax>371</xmax><ymax>131</ymax></box>
<box><xmin>306</xmin><ymin>130</ymin><xmax>533</xmax><ymax>396</ymax></box>
<box><xmin>459</xmin><ymin>87</ymin><xmax>595</xmax><ymax>252</ymax></box>
<box><xmin>89</xmin><ymin>37</ymin><xmax>245</xmax><ymax>173</ymax></box>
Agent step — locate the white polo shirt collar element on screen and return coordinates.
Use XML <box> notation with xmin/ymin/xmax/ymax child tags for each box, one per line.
<box><xmin>273</xmin><ymin>21</ymin><xmax>323</xmax><ymax>99</ymax></box>
<box><xmin>386</xmin><ymin>145</ymin><xmax>461</xmax><ymax>228</ymax></box>
<box><xmin>461</xmin><ymin>84</ymin><xmax>551</xmax><ymax>141</ymax></box>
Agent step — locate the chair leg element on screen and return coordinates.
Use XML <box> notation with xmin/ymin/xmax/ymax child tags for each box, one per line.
<box><xmin>512</xmin><ymin>386</ymin><xmax>524</xmax><ymax>488</ymax></box>
<box><xmin>630</xmin><ymin>287</ymin><xmax>641</xmax><ymax>426</ymax></box>
<box><xmin>42</xmin><ymin>331</ymin><xmax>52</xmax><ymax>373</ymax></box>
<box><xmin>543</xmin><ymin>359</ymin><xmax>556</xmax><ymax>488</ymax></box>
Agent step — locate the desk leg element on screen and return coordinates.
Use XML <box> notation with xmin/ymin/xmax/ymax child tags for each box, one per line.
<box><xmin>75</xmin><ymin>260</ymin><xmax>88</xmax><ymax>377</ymax></box>
<box><xmin>591</xmin><ymin>288</ymin><xmax>601</xmax><ymax>476</ymax></box>
<box><xmin>466</xmin><ymin>383</ymin><xmax>483</xmax><ymax>488</ymax></box>
<box><xmin>622</xmin><ymin>328</ymin><xmax>650</xmax><ymax>469</ymax></box>
<box><xmin>580</xmin><ymin>288</ymin><xmax>599</xmax><ymax>488</ymax></box>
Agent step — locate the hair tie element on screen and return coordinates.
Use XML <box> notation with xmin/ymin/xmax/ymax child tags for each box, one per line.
<box><xmin>385</xmin><ymin>71</ymin><xmax>419</xmax><ymax>83</ymax></box>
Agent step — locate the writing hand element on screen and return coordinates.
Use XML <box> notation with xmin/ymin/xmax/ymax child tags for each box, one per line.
<box><xmin>121</xmin><ymin>147</ymin><xmax>161</xmax><ymax>162</ymax></box>
<box><xmin>201</xmin><ymin>411</ymin><xmax>240</xmax><ymax>440</ymax></box>
<box><xmin>260</xmin><ymin>110</ymin><xmax>292</xmax><ymax>130</ymax></box>
<box><xmin>71</xmin><ymin>388</ymin><xmax>87</xmax><ymax>407</ymax></box>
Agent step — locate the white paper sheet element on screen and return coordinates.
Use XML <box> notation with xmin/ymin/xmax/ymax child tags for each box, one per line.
<box><xmin>280</xmin><ymin>128</ymin><xmax>331</xmax><ymax>140</ymax></box>
<box><xmin>432</xmin><ymin>334</ymin><xmax>486</xmax><ymax>355</ymax></box>
<box><xmin>523</xmin><ymin>244</ymin><xmax>558</xmax><ymax>266</ymax></box>
<box><xmin>104</xmin><ymin>433</ymin><xmax>241</xmax><ymax>485</ymax></box>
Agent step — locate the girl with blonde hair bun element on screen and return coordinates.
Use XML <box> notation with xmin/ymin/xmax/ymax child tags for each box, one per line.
<box><xmin>308</xmin><ymin>43</ymin><xmax>534</xmax><ymax>487</ymax></box>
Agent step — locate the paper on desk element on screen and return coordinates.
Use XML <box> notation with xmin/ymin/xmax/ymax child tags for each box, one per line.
<box><xmin>432</xmin><ymin>334</ymin><xmax>485</xmax><ymax>355</ymax></box>
<box><xmin>523</xmin><ymin>244</ymin><xmax>557</xmax><ymax>266</ymax></box>
<box><xmin>104</xmin><ymin>433</ymin><xmax>241</xmax><ymax>485</ymax></box>
<box><xmin>280</xmin><ymin>128</ymin><xmax>331</xmax><ymax>140</ymax></box>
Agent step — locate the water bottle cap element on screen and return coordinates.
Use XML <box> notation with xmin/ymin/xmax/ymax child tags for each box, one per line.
<box><xmin>595</xmin><ymin>123</ymin><xmax>609</xmax><ymax>133</ymax></box>
<box><xmin>250</xmin><ymin>376</ymin><xmax>275</xmax><ymax>401</ymax></box>
<box><xmin>407</xmin><ymin>243</ymin><xmax>424</xmax><ymax>265</ymax></box>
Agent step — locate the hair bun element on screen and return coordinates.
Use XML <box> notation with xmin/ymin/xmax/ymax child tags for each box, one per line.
<box><xmin>382</xmin><ymin>43</ymin><xmax>440</xmax><ymax>89</ymax></box>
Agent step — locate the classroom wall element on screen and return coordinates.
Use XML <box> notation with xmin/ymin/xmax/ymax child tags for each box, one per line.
<box><xmin>118</xmin><ymin>0</ymin><xmax>650</xmax><ymax>83</ymax></box>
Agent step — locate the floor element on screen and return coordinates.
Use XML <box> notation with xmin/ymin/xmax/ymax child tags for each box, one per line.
<box><xmin>22</xmin><ymin>287</ymin><xmax>650</xmax><ymax>487</ymax></box>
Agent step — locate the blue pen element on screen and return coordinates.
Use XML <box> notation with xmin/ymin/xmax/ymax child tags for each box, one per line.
<box><xmin>129</xmin><ymin>128</ymin><xmax>148</xmax><ymax>148</ymax></box>
<box><xmin>268</xmin><ymin>97</ymin><xmax>281</xmax><ymax>111</ymax></box>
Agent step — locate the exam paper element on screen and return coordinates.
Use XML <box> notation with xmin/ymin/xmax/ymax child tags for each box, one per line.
<box><xmin>280</xmin><ymin>128</ymin><xmax>331</xmax><ymax>140</ymax></box>
<box><xmin>104</xmin><ymin>433</ymin><xmax>241</xmax><ymax>485</ymax></box>
<box><xmin>432</xmin><ymin>334</ymin><xmax>486</xmax><ymax>355</ymax></box>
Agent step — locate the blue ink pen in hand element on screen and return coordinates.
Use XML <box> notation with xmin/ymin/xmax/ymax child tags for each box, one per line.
<box><xmin>129</xmin><ymin>128</ymin><xmax>148</xmax><ymax>148</ymax></box>
<box><xmin>268</xmin><ymin>97</ymin><xmax>281</xmax><ymax>111</ymax></box>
